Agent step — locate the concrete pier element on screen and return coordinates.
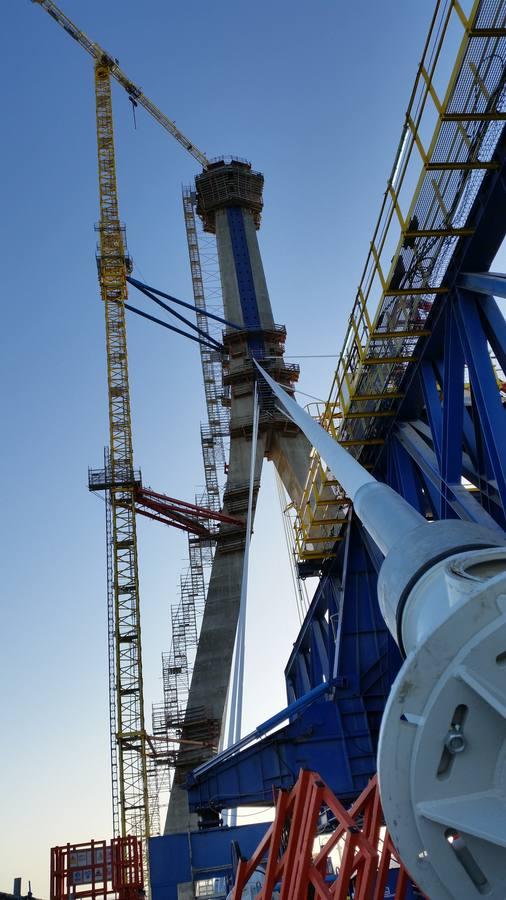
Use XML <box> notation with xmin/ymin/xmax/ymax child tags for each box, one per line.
<box><xmin>164</xmin><ymin>160</ymin><xmax>310</xmax><ymax>835</ymax></box>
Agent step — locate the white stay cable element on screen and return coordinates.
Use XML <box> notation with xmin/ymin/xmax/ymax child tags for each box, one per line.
<box><xmin>226</xmin><ymin>383</ymin><xmax>260</xmax><ymax>824</ymax></box>
<box><xmin>275</xmin><ymin>471</ymin><xmax>310</xmax><ymax>625</ymax></box>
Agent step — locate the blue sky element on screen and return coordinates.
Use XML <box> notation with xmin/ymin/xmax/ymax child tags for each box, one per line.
<box><xmin>0</xmin><ymin>0</ymin><xmax>464</xmax><ymax>894</ymax></box>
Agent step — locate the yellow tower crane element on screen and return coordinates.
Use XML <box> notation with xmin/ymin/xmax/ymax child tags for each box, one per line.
<box><xmin>30</xmin><ymin>0</ymin><xmax>209</xmax><ymax>872</ymax></box>
<box><xmin>93</xmin><ymin>60</ymin><xmax>149</xmax><ymax>848</ymax></box>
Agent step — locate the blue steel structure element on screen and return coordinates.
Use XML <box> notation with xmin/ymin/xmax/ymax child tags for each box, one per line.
<box><xmin>183</xmin><ymin>524</ymin><xmax>402</xmax><ymax>814</ymax></box>
<box><xmin>149</xmin><ymin>1</ymin><xmax>506</xmax><ymax>895</ymax></box>
<box><xmin>149</xmin><ymin>821</ymin><xmax>269</xmax><ymax>899</ymax></box>
<box><xmin>180</xmin><ymin>5</ymin><xmax>506</xmax><ymax>818</ymax></box>
<box><xmin>374</xmin><ymin>153</ymin><xmax>506</xmax><ymax>539</ymax></box>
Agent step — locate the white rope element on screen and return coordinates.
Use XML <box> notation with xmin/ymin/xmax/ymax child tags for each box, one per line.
<box><xmin>226</xmin><ymin>383</ymin><xmax>260</xmax><ymax>826</ymax></box>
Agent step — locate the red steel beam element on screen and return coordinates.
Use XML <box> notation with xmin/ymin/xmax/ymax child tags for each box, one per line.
<box><xmin>133</xmin><ymin>485</ymin><xmax>244</xmax><ymax>537</ymax></box>
<box><xmin>230</xmin><ymin>770</ymin><xmax>427</xmax><ymax>900</ymax></box>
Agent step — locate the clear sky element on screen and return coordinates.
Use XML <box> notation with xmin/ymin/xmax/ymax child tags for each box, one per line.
<box><xmin>0</xmin><ymin>0</ymin><xmax>478</xmax><ymax>895</ymax></box>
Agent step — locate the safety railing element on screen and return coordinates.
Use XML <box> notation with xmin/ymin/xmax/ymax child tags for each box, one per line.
<box><xmin>294</xmin><ymin>0</ymin><xmax>506</xmax><ymax>565</ymax></box>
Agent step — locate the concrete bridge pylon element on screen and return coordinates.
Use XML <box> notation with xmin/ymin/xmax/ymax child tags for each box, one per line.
<box><xmin>164</xmin><ymin>159</ymin><xmax>311</xmax><ymax>835</ymax></box>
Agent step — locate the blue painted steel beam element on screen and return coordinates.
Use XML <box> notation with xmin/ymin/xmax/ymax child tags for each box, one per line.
<box><xmin>479</xmin><ymin>292</ymin><xmax>506</xmax><ymax>376</ymax></box>
<box><xmin>393</xmin><ymin>439</ymin><xmax>426</xmax><ymax>513</ymax></box>
<box><xmin>459</xmin><ymin>271</ymin><xmax>506</xmax><ymax>297</ymax></box>
<box><xmin>190</xmin><ymin>679</ymin><xmax>332</xmax><ymax>785</ymax></box>
<box><xmin>127</xmin><ymin>279</ymin><xmax>225</xmax><ymax>348</ymax></box>
<box><xmin>285</xmin><ymin>576</ymin><xmax>340</xmax><ymax>700</ymax></box>
<box><xmin>395</xmin><ymin>423</ymin><xmax>503</xmax><ymax>532</ymax></box>
<box><xmin>441</xmin><ymin>301</ymin><xmax>465</xmax><ymax>518</ymax></box>
<box><xmin>124</xmin><ymin>302</ymin><xmax>223</xmax><ymax>352</ymax></box>
<box><xmin>455</xmin><ymin>289</ymin><xmax>506</xmax><ymax>513</ymax></box>
<box><xmin>127</xmin><ymin>275</ymin><xmax>241</xmax><ymax>329</ymax></box>
<box><xmin>149</xmin><ymin>821</ymin><xmax>269</xmax><ymax>900</ymax></box>
<box><xmin>186</xmin><ymin>694</ymin><xmax>377</xmax><ymax>812</ymax></box>
<box><xmin>419</xmin><ymin>361</ymin><xmax>443</xmax><ymax>468</ymax></box>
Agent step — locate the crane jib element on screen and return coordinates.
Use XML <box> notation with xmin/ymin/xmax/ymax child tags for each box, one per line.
<box><xmin>31</xmin><ymin>0</ymin><xmax>210</xmax><ymax>167</ymax></box>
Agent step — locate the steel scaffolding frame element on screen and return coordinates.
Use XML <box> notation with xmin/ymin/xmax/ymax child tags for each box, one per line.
<box><xmin>94</xmin><ymin>62</ymin><xmax>150</xmax><ymax>855</ymax></box>
<box><xmin>183</xmin><ymin>185</ymin><xmax>230</xmax><ymax>502</ymax></box>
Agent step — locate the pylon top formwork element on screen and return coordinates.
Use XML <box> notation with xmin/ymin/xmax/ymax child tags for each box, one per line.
<box><xmin>196</xmin><ymin>159</ymin><xmax>264</xmax><ymax>232</ymax></box>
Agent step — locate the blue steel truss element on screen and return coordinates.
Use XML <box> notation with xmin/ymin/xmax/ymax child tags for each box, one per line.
<box><xmin>375</xmin><ymin>131</ymin><xmax>506</xmax><ymax>525</ymax></box>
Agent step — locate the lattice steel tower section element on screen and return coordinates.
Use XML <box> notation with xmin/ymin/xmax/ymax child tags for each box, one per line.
<box><xmin>93</xmin><ymin>62</ymin><xmax>150</xmax><ymax>847</ymax></box>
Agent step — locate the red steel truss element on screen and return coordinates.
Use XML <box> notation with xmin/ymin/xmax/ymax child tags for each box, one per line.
<box><xmin>134</xmin><ymin>485</ymin><xmax>243</xmax><ymax>538</ymax></box>
<box><xmin>231</xmin><ymin>770</ymin><xmax>425</xmax><ymax>900</ymax></box>
<box><xmin>50</xmin><ymin>837</ymin><xmax>143</xmax><ymax>900</ymax></box>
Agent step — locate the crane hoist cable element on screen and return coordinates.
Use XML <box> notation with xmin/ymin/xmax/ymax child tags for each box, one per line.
<box><xmin>30</xmin><ymin>0</ymin><xmax>210</xmax><ymax>167</ymax></box>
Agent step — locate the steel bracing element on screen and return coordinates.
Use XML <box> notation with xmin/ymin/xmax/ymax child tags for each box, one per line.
<box><xmin>94</xmin><ymin>63</ymin><xmax>150</xmax><ymax>851</ymax></box>
<box><xmin>231</xmin><ymin>770</ymin><xmax>423</xmax><ymax>900</ymax></box>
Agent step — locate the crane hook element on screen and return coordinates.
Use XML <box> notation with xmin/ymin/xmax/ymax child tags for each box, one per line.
<box><xmin>129</xmin><ymin>94</ymin><xmax>138</xmax><ymax>129</ymax></box>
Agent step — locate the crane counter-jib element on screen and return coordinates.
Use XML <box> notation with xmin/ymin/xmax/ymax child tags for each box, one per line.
<box><xmin>30</xmin><ymin>0</ymin><xmax>210</xmax><ymax>168</ymax></box>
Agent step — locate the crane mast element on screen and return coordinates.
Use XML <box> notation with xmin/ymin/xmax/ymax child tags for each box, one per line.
<box><xmin>94</xmin><ymin>61</ymin><xmax>150</xmax><ymax>850</ymax></box>
<box><xmin>30</xmin><ymin>0</ymin><xmax>209</xmax><ymax>167</ymax></box>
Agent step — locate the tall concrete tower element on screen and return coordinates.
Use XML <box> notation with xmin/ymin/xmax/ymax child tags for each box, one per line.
<box><xmin>165</xmin><ymin>160</ymin><xmax>310</xmax><ymax>835</ymax></box>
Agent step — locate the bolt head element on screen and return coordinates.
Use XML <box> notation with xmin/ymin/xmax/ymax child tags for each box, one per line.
<box><xmin>445</xmin><ymin>729</ymin><xmax>466</xmax><ymax>754</ymax></box>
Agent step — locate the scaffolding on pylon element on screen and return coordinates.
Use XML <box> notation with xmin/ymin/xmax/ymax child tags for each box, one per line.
<box><xmin>183</xmin><ymin>186</ymin><xmax>230</xmax><ymax>499</ymax></box>
<box><xmin>151</xmin><ymin>533</ymin><xmax>219</xmax><ymax>810</ymax></box>
<box><xmin>230</xmin><ymin>769</ymin><xmax>426</xmax><ymax>899</ymax></box>
<box><xmin>150</xmin><ymin>193</ymin><xmax>230</xmax><ymax>814</ymax></box>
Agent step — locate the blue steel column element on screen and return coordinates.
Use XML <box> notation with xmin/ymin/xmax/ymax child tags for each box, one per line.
<box><xmin>386</xmin><ymin>285</ymin><xmax>506</xmax><ymax>528</ymax></box>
